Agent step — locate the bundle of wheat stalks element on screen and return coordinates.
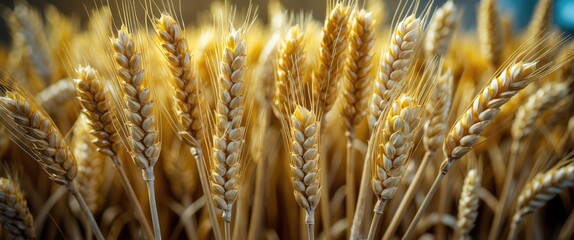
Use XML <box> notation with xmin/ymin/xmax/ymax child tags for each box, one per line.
<box><xmin>0</xmin><ymin>0</ymin><xmax>573</xmax><ymax>239</ymax></box>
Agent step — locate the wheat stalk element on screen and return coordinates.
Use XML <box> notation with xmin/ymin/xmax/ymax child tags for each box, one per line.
<box><xmin>368</xmin><ymin>15</ymin><xmax>421</xmax><ymax>129</ymax></box>
<box><xmin>0</xmin><ymin>90</ymin><xmax>103</xmax><ymax>240</ymax></box>
<box><xmin>314</xmin><ymin>2</ymin><xmax>350</xmax><ymax>114</ymax></box>
<box><xmin>424</xmin><ymin>1</ymin><xmax>457</xmax><ymax>57</ymax></box>
<box><xmin>477</xmin><ymin>0</ymin><xmax>504</xmax><ymax>67</ymax></box>
<box><xmin>368</xmin><ymin>94</ymin><xmax>420</xmax><ymax>240</ymax></box>
<box><xmin>454</xmin><ymin>169</ymin><xmax>481</xmax><ymax>239</ymax></box>
<box><xmin>0</xmin><ymin>177</ymin><xmax>35</xmax><ymax>240</ymax></box>
<box><xmin>112</xmin><ymin>26</ymin><xmax>162</xmax><ymax>239</ymax></box>
<box><xmin>274</xmin><ymin>25</ymin><xmax>305</xmax><ymax>124</ymax></box>
<box><xmin>405</xmin><ymin>62</ymin><xmax>539</xmax><ymax>239</ymax></box>
<box><xmin>508</xmin><ymin>163</ymin><xmax>574</xmax><ymax>240</ymax></box>
<box><xmin>210</xmin><ymin>24</ymin><xmax>248</xmax><ymax>240</ymax></box>
<box><xmin>289</xmin><ymin>105</ymin><xmax>321</xmax><ymax>240</ymax></box>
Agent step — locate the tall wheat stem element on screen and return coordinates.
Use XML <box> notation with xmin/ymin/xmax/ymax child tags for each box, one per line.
<box><xmin>346</xmin><ymin>130</ymin><xmax>356</xmax><ymax>234</ymax></box>
<box><xmin>367</xmin><ymin>199</ymin><xmax>387</xmax><ymax>240</ymax></box>
<box><xmin>143</xmin><ymin>167</ymin><xmax>161</xmax><ymax>239</ymax></box>
<box><xmin>351</xmin><ymin>130</ymin><xmax>377</xmax><ymax>238</ymax></box>
<box><xmin>69</xmin><ymin>182</ymin><xmax>105</xmax><ymax>240</ymax></box>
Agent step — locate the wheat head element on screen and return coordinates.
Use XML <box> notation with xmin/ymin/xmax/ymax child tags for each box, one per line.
<box><xmin>35</xmin><ymin>80</ymin><xmax>76</xmax><ymax>112</ymax></box>
<box><xmin>455</xmin><ymin>169</ymin><xmax>481</xmax><ymax>238</ymax></box>
<box><xmin>423</xmin><ymin>69</ymin><xmax>453</xmax><ymax>152</ymax></box>
<box><xmin>341</xmin><ymin>9</ymin><xmax>375</xmax><ymax>132</ymax></box>
<box><xmin>368</xmin><ymin>15</ymin><xmax>421</xmax><ymax>129</ymax></box>
<box><xmin>477</xmin><ymin>0</ymin><xmax>504</xmax><ymax>66</ymax></box>
<box><xmin>0</xmin><ymin>177</ymin><xmax>35</xmax><ymax>240</ymax></box>
<box><xmin>424</xmin><ymin>1</ymin><xmax>457</xmax><ymax>57</ymax></box>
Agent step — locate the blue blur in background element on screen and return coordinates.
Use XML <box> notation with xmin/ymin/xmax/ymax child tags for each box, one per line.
<box><xmin>500</xmin><ymin>0</ymin><xmax>574</xmax><ymax>34</ymax></box>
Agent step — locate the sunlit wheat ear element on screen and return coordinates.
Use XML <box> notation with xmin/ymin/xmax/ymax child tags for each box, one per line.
<box><xmin>478</xmin><ymin>0</ymin><xmax>504</xmax><ymax>67</ymax></box>
<box><xmin>289</xmin><ymin>105</ymin><xmax>321</xmax><ymax>222</ymax></box>
<box><xmin>112</xmin><ymin>26</ymin><xmax>160</xmax><ymax>170</ymax></box>
<box><xmin>211</xmin><ymin>24</ymin><xmax>247</xmax><ymax>222</ymax></box>
<box><xmin>509</xmin><ymin>163</ymin><xmax>574</xmax><ymax>240</ymax></box>
<box><xmin>423</xmin><ymin>69</ymin><xmax>453</xmax><ymax>152</ymax></box>
<box><xmin>314</xmin><ymin>2</ymin><xmax>351</xmax><ymax>114</ymax></box>
<box><xmin>525</xmin><ymin>0</ymin><xmax>553</xmax><ymax>39</ymax></box>
<box><xmin>371</xmin><ymin>95</ymin><xmax>419</xmax><ymax>203</ymax></box>
<box><xmin>455</xmin><ymin>169</ymin><xmax>481</xmax><ymax>239</ymax></box>
<box><xmin>0</xmin><ymin>177</ymin><xmax>35</xmax><ymax>240</ymax></box>
<box><xmin>71</xmin><ymin>115</ymin><xmax>106</xmax><ymax>213</ymax></box>
<box><xmin>442</xmin><ymin>62</ymin><xmax>538</xmax><ymax>171</ymax></box>
<box><xmin>0</xmin><ymin>91</ymin><xmax>77</xmax><ymax>186</ymax></box>
<box><xmin>368</xmin><ymin>15</ymin><xmax>421</xmax><ymax>130</ymax></box>
<box><xmin>511</xmin><ymin>81</ymin><xmax>569</xmax><ymax>140</ymax></box>
<box><xmin>341</xmin><ymin>9</ymin><xmax>375</xmax><ymax>131</ymax></box>
<box><xmin>425</xmin><ymin>1</ymin><xmax>457</xmax><ymax>57</ymax></box>
<box><xmin>73</xmin><ymin>65</ymin><xmax>121</xmax><ymax>158</ymax></box>
<box><xmin>274</xmin><ymin>25</ymin><xmax>306</xmax><ymax>124</ymax></box>
<box><xmin>35</xmin><ymin>80</ymin><xmax>76</xmax><ymax>112</ymax></box>
<box><xmin>154</xmin><ymin>14</ymin><xmax>204</xmax><ymax>145</ymax></box>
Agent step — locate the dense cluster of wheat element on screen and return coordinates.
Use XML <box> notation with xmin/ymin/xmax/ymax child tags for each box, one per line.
<box><xmin>0</xmin><ymin>0</ymin><xmax>573</xmax><ymax>239</ymax></box>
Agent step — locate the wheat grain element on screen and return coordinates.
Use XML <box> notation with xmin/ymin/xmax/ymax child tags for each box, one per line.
<box><xmin>509</xmin><ymin>163</ymin><xmax>574</xmax><ymax>240</ymax></box>
<box><xmin>314</xmin><ymin>2</ymin><xmax>350</xmax><ymax>114</ymax></box>
<box><xmin>0</xmin><ymin>177</ymin><xmax>35</xmax><ymax>240</ymax></box>
<box><xmin>154</xmin><ymin>14</ymin><xmax>204</xmax><ymax>145</ymax></box>
<box><xmin>454</xmin><ymin>169</ymin><xmax>481</xmax><ymax>239</ymax></box>
<box><xmin>478</xmin><ymin>0</ymin><xmax>504</xmax><ymax>66</ymax></box>
<box><xmin>425</xmin><ymin>1</ymin><xmax>457</xmax><ymax>57</ymax></box>
<box><xmin>341</xmin><ymin>9</ymin><xmax>375</xmax><ymax>131</ymax></box>
<box><xmin>368</xmin><ymin>15</ymin><xmax>421</xmax><ymax>129</ymax></box>
<box><xmin>211</xmin><ymin>25</ymin><xmax>247</xmax><ymax>223</ymax></box>
<box><xmin>274</xmin><ymin>25</ymin><xmax>305</xmax><ymax>124</ymax></box>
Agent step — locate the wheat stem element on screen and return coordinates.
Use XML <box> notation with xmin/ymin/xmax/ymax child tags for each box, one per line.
<box><xmin>306</xmin><ymin>210</ymin><xmax>315</xmax><ymax>240</ymax></box>
<box><xmin>143</xmin><ymin>167</ymin><xmax>161</xmax><ymax>240</ymax></box>
<box><xmin>346</xmin><ymin>131</ymin><xmax>356</xmax><ymax>236</ymax></box>
<box><xmin>69</xmin><ymin>183</ymin><xmax>104</xmax><ymax>240</ymax></box>
<box><xmin>367</xmin><ymin>199</ymin><xmax>387</xmax><ymax>240</ymax></box>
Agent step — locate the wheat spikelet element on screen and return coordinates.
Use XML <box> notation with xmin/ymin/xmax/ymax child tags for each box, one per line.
<box><xmin>73</xmin><ymin>65</ymin><xmax>120</xmax><ymax>158</ymax></box>
<box><xmin>423</xmin><ymin>69</ymin><xmax>453</xmax><ymax>152</ymax></box>
<box><xmin>443</xmin><ymin>62</ymin><xmax>538</xmax><ymax>168</ymax></box>
<box><xmin>509</xmin><ymin>163</ymin><xmax>574</xmax><ymax>239</ymax></box>
<box><xmin>71</xmin><ymin>115</ymin><xmax>106</xmax><ymax>213</ymax></box>
<box><xmin>0</xmin><ymin>92</ymin><xmax>77</xmax><ymax>186</ymax></box>
<box><xmin>289</xmin><ymin>105</ymin><xmax>321</xmax><ymax>221</ymax></box>
<box><xmin>0</xmin><ymin>177</ymin><xmax>35</xmax><ymax>240</ymax></box>
<box><xmin>154</xmin><ymin>14</ymin><xmax>204</xmax><ymax>145</ymax></box>
<box><xmin>112</xmin><ymin>26</ymin><xmax>160</xmax><ymax>170</ymax></box>
<box><xmin>526</xmin><ymin>0</ymin><xmax>553</xmax><ymax>39</ymax></box>
<box><xmin>163</xmin><ymin>139</ymin><xmax>196</xmax><ymax>199</ymax></box>
<box><xmin>211</xmin><ymin>25</ymin><xmax>247</xmax><ymax>222</ymax></box>
<box><xmin>274</xmin><ymin>25</ymin><xmax>305</xmax><ymax>124</ymax></box>
<box><xmin>511</xmin><ymin>81</ymin><xmax>569</xmax><ymax>140</ymax></box>
<box><xmin>424</xmin><ymin>1</ymin><xmax>457</xmax><ymax>57</ymax></box>
<box><xmin>35</xmin><ymin>80</ymin><xmax>76</xmax><ymax>112</ymax></box>
<box><xmin>455</xmin><ymin>169</ymin><xmax>481</xmax><ymax>239</ymax></box>
<box><xmin>368</xmin><ymin>15</ymin><xmax>421</xmax><ymax>129</ymax></box>
<box><xmin>371</xmin><ymin>94</ymin><xmax>419</xmax><ymax>202</ymax></box>
<box><xmin>314</xmin><ymin>2</ymin><xmax>350</xmax><ymax>114</ymax></box>
<box><xmin>341</xmin><ymin>9</ymin><xmax>375</xmax><ymax>131</ymax></box>
<box><xmin>477</xmin><ymin>0</ymin><xmax>504</xmax><ymax>66</ymax></box>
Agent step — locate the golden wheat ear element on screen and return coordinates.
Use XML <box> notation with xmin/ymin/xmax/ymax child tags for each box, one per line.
<box><xmin>425</xmin><ymin>1</ymin><xmax>457</xmax><ymax>58</ymax></box>
<box><xmin>454</xmin><ymin>169</ymin><xmax>481</xmax><ymax>239</ymax></box>
<box><xmin>0</xmin><ymin>177</ymin><xmax>36</xmax><ymax>240</ymax></box>
<box><xmin>0</xmin><ymin>71</ymin><xmax>104</xmax><ymax>239</ymax></box>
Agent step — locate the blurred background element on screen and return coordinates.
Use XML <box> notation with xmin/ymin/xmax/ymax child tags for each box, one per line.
<box><xmin>0</xmin><ymin>0</ymin><xmax>572</xmax><ymax>45</ymax></box>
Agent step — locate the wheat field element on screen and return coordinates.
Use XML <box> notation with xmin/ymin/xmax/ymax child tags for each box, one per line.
<box><xmin>0</xmin><ymin>0</ymin><xmax>573</xmax><ymax>239</ymax></box>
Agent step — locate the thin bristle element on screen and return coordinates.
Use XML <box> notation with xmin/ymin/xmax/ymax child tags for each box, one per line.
<box><xmin>0</xmin><ymin>177</ymin><xmax>35</xmax><ymax>240</ymax></box>
<box><xmin>341</xmin><ymin>9</ymin><xmax>375</xmax><ymax>131</ymax></box>
<box><xmin>368</xmin><ymin>15</ymin><xmax>421</xmax><ymax>129</ymax></box>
